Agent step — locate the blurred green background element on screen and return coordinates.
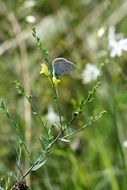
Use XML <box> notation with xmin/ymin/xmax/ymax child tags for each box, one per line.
<box><xmin>0</xmin><ymin>0</ymin><xmax>127</xmax><ymax>189</ymax></box>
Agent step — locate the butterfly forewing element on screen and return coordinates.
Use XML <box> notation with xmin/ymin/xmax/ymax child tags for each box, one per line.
<box><xmin>53</xmin><ymin>58</ymin><xmax>76</xmax><ymax>77</ymax></box>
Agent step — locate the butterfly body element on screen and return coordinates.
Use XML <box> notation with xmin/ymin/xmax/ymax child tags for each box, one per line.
<box><xmin>52</xmin><ymin>58</ymin><xmax>76</xmax><ymax>78</ymax></box>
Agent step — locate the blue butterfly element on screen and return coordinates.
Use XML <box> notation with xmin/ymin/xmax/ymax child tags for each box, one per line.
<box><xmin>52</xmin><ymin>58</ymin><xmax>76</xmax><ymax>78</ymax></box>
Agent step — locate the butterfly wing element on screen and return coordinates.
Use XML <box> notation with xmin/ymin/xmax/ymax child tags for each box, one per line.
<box><xmin>53</xmin><ymin>58</ymin><xmax>76</xmax><ymax>77</ymax></box>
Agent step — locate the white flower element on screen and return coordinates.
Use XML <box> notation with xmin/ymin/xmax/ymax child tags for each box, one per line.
<box><xmin>70</xmin><ymin>138</ymin><xmax>81</xmax><ymax>152</ymax></box>
<box><xmin>47</xmin><ymin>105</ymin><xmax>59</xmax><ymax>123</ymax></box>
<box><xmin>98</xmin><ymin>27</ymin><xmax>105</xmax><ymax>38</ymax></box>
<box><xmin>108</xmin><ymin>26</ymin><xmax>116</xmax><ymax>42</ymax></box>
<box><xmin>82</xmin><ymin>63</ymin><xmax>100</xmax><ymax>84</ymax></box>
<box><xmin>123</xmin><ymin>140</ymin><xmax>127</xmax><ymax>148</ymax></box>
<box><xmin>26</xmin><ymin>15</ymin><xmax>36</xmax><ymax>23</ymax></box>
<box><xmin>108</xmin><ymin>26</ymin><xmax>127</xmax><ymax>57</ymax></box>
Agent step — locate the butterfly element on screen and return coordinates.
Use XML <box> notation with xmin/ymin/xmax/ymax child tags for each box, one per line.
<box><xmin>52</xmin><ymin>58</ymin><xmax>76</xmax><ymax>78</ymax></box>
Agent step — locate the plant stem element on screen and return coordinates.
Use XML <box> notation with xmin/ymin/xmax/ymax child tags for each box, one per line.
<box><xmin>32</xmin><ymin>28</ymin><xmax>63</xmax><ymax>129</ymax></box>
<box><xmin>112</xmin><ymin>102</ymin><xmax>127</xmax><ymax>187</ymax></box>
<box><xmin>19</xmin><ymin>111</ymin><xmax>105</xmax><ymax>181</ymax></box>
<box><xmin>24</xmin><ymin>95</ymin><xmax>48</xmax><ymax>135</ymax></box>
<box><xmin>63</xmin><ymin>111</ymin><xmax>106</xmax><ymax>139</ymax></box>
<box><xmin>50</xmin><ymin>78</ymin><xmax>63</xmax><ymax>129</ymax></box>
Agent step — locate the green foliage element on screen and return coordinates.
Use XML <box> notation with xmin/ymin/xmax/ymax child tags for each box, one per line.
<box><xmin>0</xmin><ymin>0</ymin><xmax>127</xmax><ymax>190</ymax></box>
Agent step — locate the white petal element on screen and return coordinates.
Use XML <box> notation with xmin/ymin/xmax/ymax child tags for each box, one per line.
<box><xmin>123</xmin><ymin>140</ymin><xmax>127</xmax><ymax>148</ymax></box>
<box><xmin>98</xmin><ymin>27</ymin><xmax>105</xmax><ymax>38</ymax></box>
<box><xmin>82</xmin><ymin>63</ymin><xmax>100</xmax><ymax>84</ymax></box>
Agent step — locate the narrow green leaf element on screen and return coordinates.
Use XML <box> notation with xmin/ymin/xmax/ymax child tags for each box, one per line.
<box><xmin>32</xmin><ymin>111</ymin><xmax>37</xmax><ymax>115</ymax></box>
<box><xmin>59</xmin><ymin>138</ymin><xmax>70</xmax><ymax>143</ymax></box>
<box><xmin>31</xmin><ymin>160</ymin><xmax>47</xmax><ymax>171</ymax></box>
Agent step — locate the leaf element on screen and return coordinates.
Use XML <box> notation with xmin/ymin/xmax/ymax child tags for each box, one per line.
<box><xmin>11</xmin><ymin>120</ymin><xmax>18</xmax><ymax>128</ymax></box>
<box><xmin>0</xmin><ymin>99</ymin><xmax>5</xmax><ymax>110</ymax></box>
<box><xmin>27</xmin><ymin>95</ymin><xmax>32</xmax><ymax>102</ymax></box>
<box><xmin>31</xmin><ymin>160</ymin><xmax>47</xmax><ymax>171</ymax></box>
<box><xmin>59</xmin><ymin>138</ymin><xmax>70</xmax><ymax>143</ymax></box>
<box><xmin>13</xmin><ymin>80</ymin><xmax>24</xmax><ymax>95</ymax></box>
<box><xmin>32</xmin><ymin>111</ymin><xmax>37</xmax><ymax>115</ymax></box>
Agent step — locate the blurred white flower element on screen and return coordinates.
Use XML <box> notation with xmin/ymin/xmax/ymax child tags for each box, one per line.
<box><xmin>47</xmin><ymin>105</ymin><xmax>59</xmax><ymax>123</ymax></box>
<box><xmin>98</xmin><ymin>27</ymin><xmax>105</xmax><ymax>38</ymax></box>
<box><xmin>123</xmin><ymin>140</ymin><xmax>127</xmax><ymax>148</ymax></box>
<box><xmin>0</xmin><ymin>187</ymin><xmax>4</xmax><ymax>190</ymax></box>
<box><xmin>24</xmin><ymin>0</ymin><xmax>36</xmax><ymax>8</ymax></box>
<box><xmin>108</xmin><ymin>26</ymin><xmax>115</xmax><ymax>42</ymax></box>
<box><xmin>82</xmin><ymin>63</ymin><xmax>100</xmax><ymax>84</ymax></box>
<box><xmin>108</xmin><ymin>26</ymin><xmax>127</xmax><ymax>57</ymax></box>
<box><xmin>26</xmin><ymin>15</ymin><xmax>36</xmax><ymax>23</ymax></box>
<box><xmin>70</xmin><ymin>138</ymin><xmax>81</xmax><ymax>152</ymax></box>
<box><xmin>98</xmin><ymin>83</ymin><xmax>108</xmax><ymax>98</ymax></box>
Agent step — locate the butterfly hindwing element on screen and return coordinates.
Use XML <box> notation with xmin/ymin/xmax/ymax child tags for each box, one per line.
<box><xmin>52</xmin><ymin>58</ymin><xmax>76</xmax><ymax>77</ymax></box>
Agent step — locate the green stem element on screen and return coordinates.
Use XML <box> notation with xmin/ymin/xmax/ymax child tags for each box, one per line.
<box><xmin>112</xmin><ymin>104</ymin><xmax>127</xmax><ymax>187</ymax></box>
<box><xmin>20</xmin><ymin>111</ymin><xmax>105</xmax><ymax>180</ymax></box>
<box><xmin>21</xmin><ymin>156</ymin><xmax>41</xmax><ymax>179</ymax></box>
<box><xmin>63</xmin><ymin>111</ymin><xmax>105</xmax><ymax>139</ymax></box>
<box><xmin>24</xmin><ymin>95</ymin><xmax>48</xmax><ymax>135</ymax></box>
<box><xmin>48</xmin><ymin>77</ymin><xmax>63</xmax><ymax>129</ymax></box>
<box><xmin>32</xmin><ymin>28</ymin><xmax>63</xmax><ymax>129</ymax></box>
<box><xmin>21</xmin><ymin>129</ymin><xmax>65</xmax><ymax>180</ymax></box>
